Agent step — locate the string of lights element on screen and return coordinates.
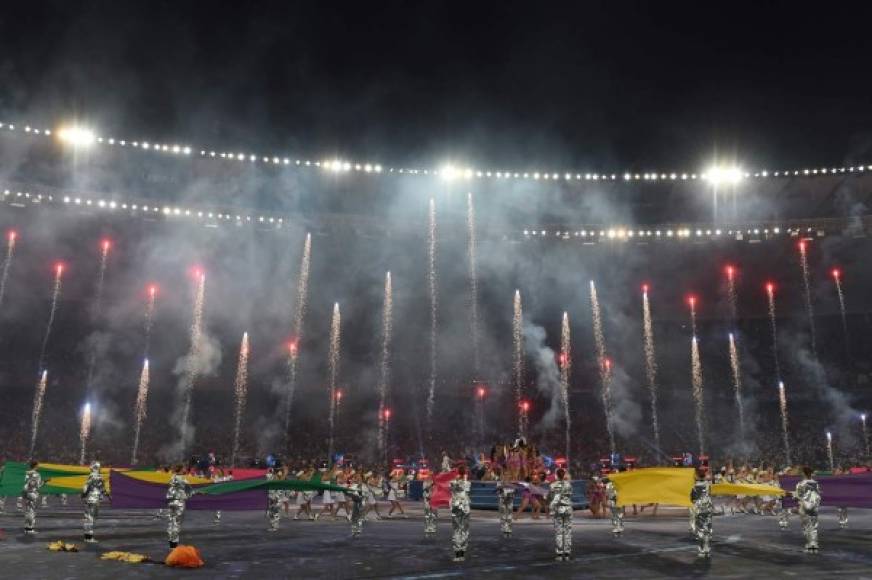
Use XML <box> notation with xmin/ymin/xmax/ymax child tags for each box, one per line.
<box><xmin>2</xmin><ymin>184</ymin><xmax>853</xmax><ymax>242</ymax></box>
<box><xmin>2</xmin><ymin>119</ymin><xmax>871</xmax><ymax>185</ymax></box>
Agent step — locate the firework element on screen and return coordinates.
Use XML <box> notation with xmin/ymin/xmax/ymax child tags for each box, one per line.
<box><xmin>284</xmin><ymin>233</ymin><xmax>311</xmax><ymax>447</ymax></box>
<box><xmin>327</xmin><ymin>303</ymin><xmax>341</xmax><ymax>464</ymax></box>
<box><xmin>519</xmin><ymin>400</ymin><xmax>530</xmax><ymax>439</ymax></box>
<box><xmin>687</xmin><ymin>294</ymin><xmax>698</xmax><ymax>336</ymax></box>
<box><xmin>37</xmin><ymin>263</ymin><xmax>64</xmax><ymax>371</ymax></box>
<box><xmin>590</xmin><ymin>281</ymin><xmax>614</xmax><ymax>452</ymax></box>
<box><xmin>728</xmin><ymin>333</ymin><xmax>746</xmax><ymax>443</ymax></box>
<box><xmin>766</xmin><ymin>282</ymin><xmax>781</xmax><ymax>380</ymax></box>
<box><xmin>798</xmin><ymin>241</ymin><xmax>817</xmax><ymax>354</ymax></box>
<box><xmin>861</xmin><ymin>414</ymin><xmax>869</xmax><ymax>457</ymax></box>
<box><xmin>79</xmin><ymin>403</ymin><xmax>92</xmax><ymax>465</ymax></box>
<box><xmin>826</xmin><ymin>431</ymin><xmax>835</xmax><ymax>472</ymax></box>
<box><xmin>178</xmin><ymin>269</ymin><xmax>206</xmax><ymax>455</ymax></box>
<box><xmin>690</xmin><ymin>336</ymin><xmax>705</xmax><ymax>456</ymax></box>
<box><xmin>560</xmin><ymin>312</ymin><xmax>572</xmax><ymax>462</ymax></box>
<box><xmin>377</xmin><ymin>273</ymin><xmax>393</xmax><ymax>458</ymax></box>
<box><xmin>28</xmin><ymin>370</ymin><xmax>48</xmax><ymax>459</ymax></box>
<box><xmin>426</xmin><ymin>199</ymin><xmax>439</xmax><ymax>427</ymax></box>
<box><xmin>641</xmin><ymin>285</ymin><xmax>661</xmax><ymax>450</ymax></box>
<box><xmin>725</xmin><ymin>265</ymin><xmax>738</xmax><ymax>321</ymax></box>
<box><xmin>0</xmin><ymin>230</ymin><xmax>18</xmax><ymax>310</ymax></box>
<box><xmin>144</xmin><ymin>285</ymin><xmax>157</xmax><ymax>356</ymax></box>
<box><xmin>85</xmin><ymin>240</ymin><xmax>112</xmax><ymax>399</ymax></box>
<box><xmin>467</xmin><ymin>192</ymin><xmax>480</xmax><ymax>375</ymax></box>
<box><xmin>778</xmin><ymin>381</ymin><xmax>792</xmax><ymax>466</ymax></box>
<box><xmin>512</xmin><ymin>289</ymin><xmax>524</xmax><ymax>436</ymax></box>
<box><xmin>130</xmin><ymin>359</ymin><xmax>150</xmax><ymax>465</ymax></box>
<box><xmin>832</xmin><ymin>268</ymin><xmax>849</xmax><ymax>355</ymax></box>
<box><xmin>230</xmin><ymin>332</ymin><xmax>250</xmax><ymax>466</ymax></box>
<box><xmin>475</xmin><ymin>384</ymin><xmax>486</xmax><ymax>446</ymax></box>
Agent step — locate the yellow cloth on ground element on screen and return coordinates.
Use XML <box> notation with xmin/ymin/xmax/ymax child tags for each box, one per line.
<box><xmin>609</xmin><ymin>468</ymin><xmax>695</xmax><ymax>507</ymax></box>
<box><xmin>711</xmin><ymin>482</ymin><xmax>785</xmax><ymax>497</ymax></box>
<box><xmin>101</xmin><ymin>551</ymin><xmax>149</xmax><ymax>563</ymax></box>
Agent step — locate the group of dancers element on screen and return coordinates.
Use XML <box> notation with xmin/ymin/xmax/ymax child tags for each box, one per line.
<box><xmin>7</xmin><ymin>459</ymin><xmax>834</xmax><ymax>562</ymax></box>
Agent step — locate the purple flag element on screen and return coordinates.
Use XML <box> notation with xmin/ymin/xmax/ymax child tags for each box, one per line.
<box><xmin>781</xmin><ymin>473</ymin><xmax>872</xmax><ymax>508</ymax></box>
<box><xmin>111</xmin><ymin>471</ymin><xmax>267</xmax><ymax>511</ymax></box>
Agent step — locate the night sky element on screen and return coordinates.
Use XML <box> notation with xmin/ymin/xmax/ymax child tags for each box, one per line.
<box><xmin>3</xmin><ymin>1</ymin><xmax>872</xmax><ymax>171</ymax></box>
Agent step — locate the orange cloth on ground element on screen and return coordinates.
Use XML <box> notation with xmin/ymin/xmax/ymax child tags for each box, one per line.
<box><xmin>165</xmin><ymin>545</ymin><xmax>205</xmax><ymax>568</ymax></box>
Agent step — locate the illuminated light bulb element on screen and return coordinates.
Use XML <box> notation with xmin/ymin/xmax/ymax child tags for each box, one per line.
<box><xmin>57</xmin><ymin>126</ymin><xmax>96</xmax><ymax>147</ymax></box>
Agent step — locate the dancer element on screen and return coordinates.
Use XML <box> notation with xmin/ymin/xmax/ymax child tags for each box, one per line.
<box><xmin>604</xmin><ymin>476</ymin><xmax>624</xmax><ymax>536</ymax></box>
<box><xmin>294</xmin><ymin>466</ymin><xmax>316</xmax><ymax>520</ymax></box>
<box><xmin>363</xmin><ymin>471</ymin><xmax>383</xmax><ymax>520</ymax></box>
<box><xmin>22</xmin><ymin>461</ymin><xmax>44</xmax><ymax>535</ymax></box>
<box><xmin>348</xmin><ymin>473</ymin><xmax>365</xmax><ymax>537</ymax></box>
<box><xmin>386</xmin><ymin>469</ymin><xmax>407</xmax><ymax>518</ymax></box>
<box><xmin>691</xmin><ymin>467</ymin><xmax>714</xmax><ymax>558</ymax></box>
<box><xmin>450</xmin><ymin>464</ymin><xmax>471</xmax><ymax>562</ymax></box>
<box><xmin>795</xmin><ymin>466</ymin><xmax>821</xmax><ymax>552</ymax></box>
<box><xmin>81</xmin><ymin>461</ymin><xmax>109</xmax><ymax>543</ymax></box>
<box><xmin>495</xmin><ymin>468</ymin><xmax>515</xmax><ymax>537</ymax></box>
<box><xmin>549</xmin><ymin>467</ymin><xmax>574</xmax><ymax>561</ymax></box>
<box><xmin>166</xmin><ymin>465</ymin><xmax>193</xmax><ymax>549</ymax></box>
<box><xmin>423</xmin><ymin>474</ymin><xmax>437</xmax><ymax>537</ymax></box>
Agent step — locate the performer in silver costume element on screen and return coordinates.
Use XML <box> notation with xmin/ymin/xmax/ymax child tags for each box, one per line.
<box><xmin>22</xmin><ymin>461</ymin><xmax>44</xmax><ymax>535</ymax></box>
<box><xmin>549</xmin><ymin>468</ymin><xmax>574</xmax><ymax>561</ymax></box>
<box><xmin>81</xmin><ymin>461</ymin><xmax>109</xmax><ymax>543</ymax></box>
<box><xmin>166</xmin><ymin>465</ymin><xmax>193</xmax><ymax>549</ymax></box>
<box><xmin>450</xmin><ymin>465</ymin><xmax>471</xmax><ymax>562</ymax></box>
<box><xmin>795</xmin><ymin>466</ymin><xmax>821</xmax><ymax>552</ymax></box>
<box><xmin>604</xmin><ymin>477</ymin><xmax>624</xmax><ymax>536</ymax></box>
<box><xmin>691</xmin><ymin>468</ymin><xmax>714</xmax><ymax>558</ymax></box>
<box><xmin>422</xmin><ymin>477</ymin><xmax>437</xmax><ymax>537</ymax></box>
<box><xmin>266</xmin><ymin>468</ymin><xmax>282</xmax><ymax>532</ymax></box>
<box><xmin>348</xmin><ymin>473</ymin><xmax>365</xmax><ymax>537</ymax></box>
<box><xmin>837</xmin><ymin>507</ymin><xmax>848</xmax><ymax>529</ymax></box>
<box><xmin>495</xmin><ymin>469</ymin><xmax>515</xmax><ymax>537</ymax></box>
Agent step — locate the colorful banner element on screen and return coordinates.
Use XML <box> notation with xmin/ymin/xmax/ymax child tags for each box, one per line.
<box><xmin>609</xmin><ymin>468</ymin><xmax>695</xmax><ymax>507</ymax></box>
<box><xmin>110</xmin><ymin>471</ymin><xmax>266</xmax><ymax>511</ymax></box>
<box><xmin>430</xmin><ymin>470</ymin><xmax>458</xmax><ymax>509</ymax></box>
<box><xmin>781</xmin><ymin>473</ymin><xmax>872</xmax><ymax>508</ymax></box>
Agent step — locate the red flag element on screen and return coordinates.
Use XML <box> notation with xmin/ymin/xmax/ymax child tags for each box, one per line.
<box><xmin>430</xmin><ymin>470</ymin><xmax>457</xmax><ymax>509</ymax></box>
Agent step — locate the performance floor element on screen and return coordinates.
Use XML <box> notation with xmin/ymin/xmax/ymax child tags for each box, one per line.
<box><xmin>1</xmin><ymin>504</ymin><xmax>870</xmax><ymax>579</ymax></box>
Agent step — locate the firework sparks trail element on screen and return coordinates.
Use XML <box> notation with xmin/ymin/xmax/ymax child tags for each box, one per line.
<box><xmin>28</xmin><ymin>370</ymin><xmax>48</xmax><ymax>459</ymax></box>
<box><xmin>728</xmin><ymin>333</ymin><xmax>746</xmax><ymax>442</ymax></box>
<box><xmin>725</xmin><ymin>265</ymin><xmax>738</xmax><ymax>321</ymax></box>
<box><xmin>832</xmin><ymin>269</ymin><xmax>850</xmax><ymax>356</ymax></box>
<box><xmin>590</xmin><ymin>281</ymin><xmax>614</xmax><ymax>452</ymax></box>
<box><xmin>691</xmin><ymin>336</ymin><xmax>705</xmax><ymax>457</ymax></box>
<box><xmin>79</xmin><ymin>403</ymin><xmax>92</xmax><ymax>465</ymax></box>
<box><xmin>284</xmin><ymin>233</ymin><xmax>311</xmax><ymax>446</ymax></box>
<box><xmin>37</xmin><ymin>264</ymin><xmax>64</xmax><ymax>372</ymax></box>
<box><xmin>688</xmin><ymin>295</ymin><xmax>698</xmax><ymax>336</ymax></box>
<box><xmin>230</xmin><ymin>332</ymin><xmax>250</xmax><ymax>467</ymax></box>
<box><xmin>861</xmin><ymin>414</ymin><xmax>869</xmax><ymax>457</ymax></box>
<box><xmin>512</xmin><ymin>290</ymin><xmax>524</xmax><ymax>436</ymax></box>
<box><xmin>798</xmin><ymin>242</ymin><xmax>817</xmax><ymax>355</ymax></box>
<box><xmin>766</xmin><ymin>283</ymin><xmax>781</xmax><ymax>380</ymax></box>
<box><xmin>327</xmin><ymin>303</ymin><xmax>341</xmax><ymax>463</ymax></box>
<box><xmin>377</xmin><ymin>273</ymin><xmax>393</xmax><ymax>458</ymax></box>
<box><xmin>178</xmin><ymin>271</ymin><xmax>206</xmax><ymax>455</ymax></box>
<box><xmin>85</xmin><ymin>241</ymin><xmax>112</xmax><ymax>398</ymax></box>
<box><xmin>0</xmin><ymin>231</ymin><xmax>18</xmax><ymax>310</ymax></box>
<box><xmin>777</xmin><ymin>381</ymin><xmax>792</xmax><ymax>466</ymax></box>
<box><xmin>642</xmin><ymin>286</ymin><xmax>661</xmax><ymax>450</ymax></box>
<box><xmin>130</xmin><ymin>359</ymin><xmax>150</xmax><ymax>465</ymax></box>
<box><xmin>467</xmin><ymin>193</ymin><xmax>480</xmax><ymax>375</ymax></box>
<box><xmin>560</xmin><ymin>312</ymin><xmax>572</xmax><ymax>462</ymax></box>
<box><xmin>826</xmin><ymin>431</ymin><xmax>835</xmax><ymax>472</ymax></box>
<box><xmin>426</xmin><ymin>199</ymin><xmax>439</xmax><ymax>428</ymax></box>
<box><xmin>144</xmin><ymin>285</ymin><xmax>157</xmax><ymax>357</ymax></box>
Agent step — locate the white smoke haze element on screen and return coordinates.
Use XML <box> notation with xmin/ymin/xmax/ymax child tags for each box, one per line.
<box><xmin>522</xmin><ymin>322</ymin><xmax>562</xmax><ymax>431</ymax></box>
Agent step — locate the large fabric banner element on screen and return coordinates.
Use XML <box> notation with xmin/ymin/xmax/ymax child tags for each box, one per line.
<box><xmin>608</xmin><ymin>468</ymin><xmax>785</xmax><ymax>507</ymax></box>
<box><xmin>110</xmin><ymin>471</ymin><xmax>266</xmax><ymax>510</ymax></box>
<box><xmin>781</xmin><ymin>473</ymin><xmax>872</xmax><ymax>508</ymax></box>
